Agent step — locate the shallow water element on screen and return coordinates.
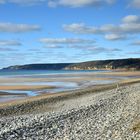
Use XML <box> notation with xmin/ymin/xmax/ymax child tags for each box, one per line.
<box><xmin>0</xmin><ymin>70</ymin><xmax>139</xmax><ymax>103</ymax></box>
<box><xmin>0</xmin><ymin>79</ymin><xmax>118</xmax><ymax>102</ymax></box>
<box><xmin>0</xmin><ymin>70</ymin><xmax>107</xmax><ymax>77</ymax></box>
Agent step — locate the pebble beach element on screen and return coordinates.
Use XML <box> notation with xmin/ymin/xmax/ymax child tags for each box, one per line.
<box><xmin>0</xmin><ymin>80</ymin><xmax>140</xmax><ymax>140</ymax></box>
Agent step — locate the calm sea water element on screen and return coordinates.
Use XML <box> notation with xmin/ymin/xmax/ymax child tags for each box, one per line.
<box><xmin>0</xmin><ymin>70</ymin><xmax>107</xmax><ymax>77</ymax></box>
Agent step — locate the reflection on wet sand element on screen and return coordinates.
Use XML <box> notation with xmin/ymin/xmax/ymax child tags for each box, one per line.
<box><xmin>0</xmin><ymin>71</ymin><xmax>140</xmax><ymax>103</ymax></box>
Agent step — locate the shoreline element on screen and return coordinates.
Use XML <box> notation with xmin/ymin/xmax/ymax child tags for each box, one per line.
<box><xmin>0</xmin><ymin>78</ymin><xmax>140</xmax><ymax>117</ymax></box>
<box><xmin>0</xmin><ymin>71</ymin><xmax>140</xmax><ymax>103</ymax></box>
<box><xmin>0</xmin><ymin>78</ymin><xmax>140</xmax><ymax>139</ymax></box>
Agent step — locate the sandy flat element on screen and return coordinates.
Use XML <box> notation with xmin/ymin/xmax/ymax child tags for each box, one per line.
<box><xmin>0</xmin><ymin>85</ymin><xmax>56</xmax><ymax>90</ymax></box>
<box><xmin>0</xmin><ymin>71</ymin><xmax>139</xmax><ymax>104</ymax></box>
<box><xmin>0</xmin><ymin>71</ymin><xmax>139</xmax><ymax>84</ymax></box>
<box><xmin>0</xmin><ymin>77</ymin><xmax>140</xmax><ymax>108</ymax></box>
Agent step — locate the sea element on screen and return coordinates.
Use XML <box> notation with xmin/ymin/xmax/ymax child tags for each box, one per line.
<box><xmin>0</xmin><ymin>70</ymin><xmax>107</xmax><ymax>77</ymax></box>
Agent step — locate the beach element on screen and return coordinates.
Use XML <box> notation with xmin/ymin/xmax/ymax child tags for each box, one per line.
<box><xmin>0</xmin><ymin>71</ymin><xmax>140</xmax><ymax>139</ymax></box>
<box><xmin>1</xmin><ymin>0</ymin><xmax>140</xmax><ymax>139</ymax></box>
<box><xmin>0</xmin><ymin>70</ymin><xmax>140</xmax><ymax>102</ymax></box>
<box><xmin>0</xmin><ymin>80</ymin><xmax>140</xmax><ymax>139</ymax></box>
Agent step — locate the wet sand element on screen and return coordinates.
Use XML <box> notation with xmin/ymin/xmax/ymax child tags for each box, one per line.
<box><xmin>0</xmin><ymin>71</ymin><xmax>140</xmax><ymax>88</ymax></box>
<box><xmin>0</xmin><ymin>91</ymin><xmax>27</xmax><ymax>96</ymax></box>
<box><xmin>0</xmin><ymin>77</ymin><xmax>140</xmax><ymax>110</ymax></box>
<box><xmin>0</xmin><ymin>85</ymin><xmax>56</xmax><ymax>90</ymax></box>
<box><xmin>0</xmin><ymin>71</ymin><xmax>139</xmax><ymax>84</ymax></box>
<box><xmin>0</xmin><ymin>71</ymin><xmax>140</xmax><ymax>104</ymax></box>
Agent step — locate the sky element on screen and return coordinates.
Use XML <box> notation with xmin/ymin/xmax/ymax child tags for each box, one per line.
<box><xmin>0</xmin><ymin>0</ymin><xmax>140</xmax><ymax>68</ymax></box>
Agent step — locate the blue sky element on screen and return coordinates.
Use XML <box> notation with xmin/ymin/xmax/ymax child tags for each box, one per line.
<box><xmin>0</xmin><ymin>0</ymin><xmax>140</xmax><ymax>68</ymax></box>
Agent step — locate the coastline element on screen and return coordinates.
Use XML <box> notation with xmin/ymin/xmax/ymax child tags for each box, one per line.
<box><xmin>0</xmin><ymin>78</ymin><xmax>140</xmax><ymax>139</ymax></box>
<box><xmin>0</xmin><ymin>77</ymin><xmax>140</xmax><ymax>116</ymax></box>
<box><xmin>0</xmin><ymin>71</ymin><xmax>140</xmax><ymax>100</ymax></box>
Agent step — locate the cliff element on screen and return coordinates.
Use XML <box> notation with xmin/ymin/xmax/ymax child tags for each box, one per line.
<box><xmin>2</xmin><ymin>58</ymin><xmax>140</xmax><ymax>71</ymax></box>
<box><xmin>65</xmin><ymin>58</ymin><xmax>140</xmax><ymax>70</ymax></box>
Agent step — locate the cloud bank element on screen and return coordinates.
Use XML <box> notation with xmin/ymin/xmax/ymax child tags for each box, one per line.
<box><xmin>0</xmin><ymin>0</ymin><xmax>116</xmax><ymax>7</ymax></box>
<box><xmin>0</xmin><ymin>23</ymin><xmax>41</xmax><ymax>33</ymax></box>
<box><xmin>130</xmin><ymin>40</ymin><xmax>140</xmax><ymax>46</ymax></box>
<box><xmin>104</xmin><ymin>34</ymin><xmax>126</xmax><ymax>41</ymax></box>
<box><xmin>48</xmin><ymin>0</ymin><xmax>116</xmax><ymax>8</ymax></box>
<box><xmin>0</xmin><ymin>40</ymin><xmax>22</xmax><ymax>46</ymax></box>
<box><xmin>0</xmin><ymin>0</ymin><xmax>45</xmax><ymax>5</ymax></box>
<box><xmin>0</xmin><ymin>47</ymin><xmax>18</xmax><ymax>51</ymax></box>
<box><xmin>39</xmin><ymin>38</ymin><xmax>96</xmax><ymax>44</ymax></box>
<box><xmin>0</xmin><ymin>0</ymin><xmax>139</xmax><ymax>9</ymax></box>
<box><xmin>63</xmin><ymin>15</ymin><xmax>140</xmax><ymax>40</ymax></box>
<box><xmin>70</xmin><ymin>45</ymin><xmax>121</xmax><ymax>54</ymax></box>
<box><xmin>129</xmin><ymin>0</ymin><xmax>140</xmax><ymax>8</ymax></box>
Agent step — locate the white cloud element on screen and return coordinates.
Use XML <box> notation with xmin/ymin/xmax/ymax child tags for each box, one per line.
<box><xmin>0</xmin><ymin>0</ymin><xmax>45</xmax><ymax>5</ymax></box>
<box><xmin>0</xmin><ymin>40</ymin><xmax>22</xmax><ymax>46</ymax></box>
<box><xmin>86</xmin><ymin>46</ymin><xmax>121</xmax><ymax>53</ymax></box>
<box><xmin>122</xmin><ymin>15</ymin><xmax>140</xmax><ymax>23</ymax></box>
<box><xmin>48</xmin><ymin>0</ymin><xmax>115</xmax><ymax>8</ymax></box>
<box><xmin>39</xmin><ymin>37</ymin><xmax>121</xmax><ymax>54</ymax></box>
<box><xmin>119</xmin><ymin>23</ymin><xmax>140</xmax><ymax>34</ymax></box>
<box><xmin>39</xmin><ymin>38</ymin><xmax>96</xmax><ymax>44</ymax></box>
<box><xmin>100</xmin><ymin>24</ymin><xmax>120</xmax><ymax>33</ymax></box>
<box><xmin>105</xmin><ymin>34</ymin><xmax>126</xmax><ymax>40</ymax></box>
<box><xmin>43</xmin><ymin>44</ymin><xmax>62</xmax><ymax>48</ymax></box>
<box><xmin>63</xmin><ymin>23</ymin><xmax>101</xmax><ymax>34</ymax></box>
<box><xmin>106</xmin><ymin>0</ymin><xmax>115</xmax><ymax>4</ymax></box>
<box><xmin>129</xmin><ymin>0</ymin><xmax>140</xmax><ymax>8</ymax></box>
<box><xmin>130</xmin><ymin>40</ymin><xmax>140</xmax><ymax>46</ymax></box>
<box><xmin>67</xmin><ymin>44</ymin><xmax>121</xmax><ymax>54</ymax></box>
<box><xmin>0</xmin><ymin>0</ymin><xmax>5</xmax><ymax>4</ymax></box>
<box><xmin>0</xmin><ymin>23</ymin><xmax>41</xmax><ymax>33</ymax></box>
<box><xmin>128</xmin><ymin>51</ymin><xmax>140</xmax><ymax>54</ymax></box>
<box><xmin>64</xmin><ymin>22</ymin><xmax>140</xmax><ymax>35</ymax></box>
<box><xmin>0</xmin><ymin>48</ymin><xmax>18</xmax><ymax>51</ymax></box>
<box><xmin>63</xmin><ymin>15</ymin><xmax>140</xmax><ymax>39</ymax></box>
<box><xmin>0</xmin><ymin>0</ymin><xmax>116</xmax><ymax>7</ymax></box>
